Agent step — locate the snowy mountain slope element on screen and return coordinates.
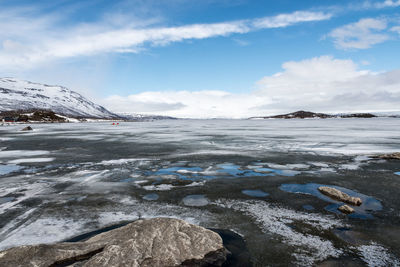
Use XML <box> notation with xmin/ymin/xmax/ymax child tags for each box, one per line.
<box><xmin>0</xmin><ymin>78</ymin><xmax>118</xmax><ymax>118</ymax></box>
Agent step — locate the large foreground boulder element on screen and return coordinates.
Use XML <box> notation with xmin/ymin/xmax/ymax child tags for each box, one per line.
<box><xmin>318</xmin><ymin>186</ymin><xmax>362</xmax><ymax>206</ymax></box>
<box><xmin>0</xmin><ymin>218</ymin><xmax>227</xmax><ymax>267</ymax></box>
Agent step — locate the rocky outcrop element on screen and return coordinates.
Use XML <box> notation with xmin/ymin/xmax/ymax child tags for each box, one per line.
<box><xmin>1</xmin><ymin>109</ymin><xmax>66</xmax><ymax>123</ymax></box>
<box><xmin>338</xmin><ymin>205</ymin><xmax>354</xmax><ymax>214</ymax></box>
<box><xmin>340</xmin><ymin>113</ymin><xmax>376</xmax><ymax>118</ymax></box>
<box><xmin>253</xmin><ymin>110</ymin><xmax>333</xmax><ymax>119</ymax></box>
<box><xmin>373</xmin><ymin>152</ymin><xmax>400</xmax><ymax>160</ymax></box>
<box><xmin>249</xmin><ymin>110</ymin><xmax>380</xmax><ymax>120</ymax></box>
<box><xmin>21</xmin><ymin>126</ymin><xmax>33</xmax><ymax>131</ymax></box>
<box><xmin>318</xmin><ymin>186</ymin><xmax>362</xmax><ymax>206</ymax></box>
<box><xmin>0</xmin><ymin>218</ymin><xmax>227</xmax><ymax>267</ymax></box>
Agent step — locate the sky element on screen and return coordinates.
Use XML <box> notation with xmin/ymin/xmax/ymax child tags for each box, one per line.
<box><xmin>1</xmin><ymin>0</ymin><xmax>400</xmax><ymax>118</ymax></box>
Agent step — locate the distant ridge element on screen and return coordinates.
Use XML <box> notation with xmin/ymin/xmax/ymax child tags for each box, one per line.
<box><xmin>249</xmin><ymin>110</ymin><xmax>379</xmax><ymax>119</ymax></box>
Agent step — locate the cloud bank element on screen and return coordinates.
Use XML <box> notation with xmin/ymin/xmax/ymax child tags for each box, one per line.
<box><xmin>0</xmin><ymin>8</ymin><xmax>331</xmax><ymax>70</ymax></box>
<box><xmin>101</xmin><ymin>56</ymin><xmax>400</xmax><ymax>118</ymax></box>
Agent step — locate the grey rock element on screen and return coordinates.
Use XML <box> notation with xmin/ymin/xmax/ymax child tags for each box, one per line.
<box><xmin>318</xmin><ymin>186</ymin><xmax>362</xmax><ymax>206</ymax></box>
<box><xmin>0</xmin><ymin>218</ymin><xmax>227</xmax><ymax>267</ymax></box>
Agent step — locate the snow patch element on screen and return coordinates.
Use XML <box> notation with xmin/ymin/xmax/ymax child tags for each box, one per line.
<box><xmin>358</xmin><ymin>243</ymin><xmax>400</xmax><ymax>266</ymax></box>
<box><xmin>8</xmin><ymin>158</ymin><xmax>55</xmax><ymax>164</ymax></box>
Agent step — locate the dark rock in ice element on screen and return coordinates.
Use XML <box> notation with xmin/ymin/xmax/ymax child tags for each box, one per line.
<box><xmin>21</xmin><ymin>126</ymin><xmax>33</xmax><ymax>131</ymax></box>
<box><xmin>318</xmin><ymin>186</ymin><xmax>362</xmax><ymax>206</ymax></box>
<box><xmin>0</xmin><ymin>218</ymin><xmax>227</xmax><ymax>267</ymax></box>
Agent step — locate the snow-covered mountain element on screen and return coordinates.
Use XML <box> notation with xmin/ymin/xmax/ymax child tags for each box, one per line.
<box><xmin>0</xmin><ymin>78</ymin><xmax>118</xmax><ymax>118</ymax></box>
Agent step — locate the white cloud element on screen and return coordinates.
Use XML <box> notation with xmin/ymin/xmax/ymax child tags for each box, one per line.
<box><xmin>328</xmin><ymin>18</ymin><xmax>390</xmax><ymax>49</ymax></box>
<box><xmin>356</xmin><ymin>0</ymin><xmax>400</xmax><ymax>9</ymax></box>
<box><xmin>102</xmin><ymin>90</ymin><xmax>270</xmax><ymax>119</ymax></box>
<box><xmin>0</xmin><ymin>9</ymin><xmax>331</xmax><ymax>70</ymax></box>
<box><xmin>374</xmin><ymin>0</ymin><xmax>400</xmax><ymax>8</ymax></box>
<box><xmin>253</xmin><ymin>11</ymin><xmax>331</xmax><ymax>29</ymax></box>
<box><xmin>391</xmin><ymin>25</ymin><xmax>400</xmax><ymax>33</ymax></box>
<box><xmin>101</xmin><ymin>56</ymin><xmax>400</xmax><ymax>118</ymax></box>
<box><xmin>255</xmin><ymin>56</ymin><xmax>400</xmax><ymax>113</ymax></box>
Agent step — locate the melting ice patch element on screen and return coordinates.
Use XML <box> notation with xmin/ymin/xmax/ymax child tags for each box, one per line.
<box><xmin>0</xmin><ymin>150</ymin><xmax>50</xmax><ymax>158</ymax></box>
<box><xmin>214</xmin><ymin>199</ymin><xmax>343</xmax><ymax>266</ymax></box>
<box><xmin>0</xmin><ymin>217</ymin><xmax>86</xmax><ymax>250</ymax></box>
<box><xmin>8</xmin><ymin>158</ymin><xmax>55</xmax><ymax>164</ymax></box>
<box><xmin>99</xmin><ymin>158</ymin><xmax>150</xmax><ymax>165</ymax></box>
<box><xmin>0</xmin><ymin>164</ymin><xmax>23</xmax><ymax>175</ymax></box>
<box><xmin>182</xmin><ymin>195</ymin><xmax>209</xmax><ymax>207</ymax></box>
<box><xmin>142</xmin><ymin>193</ymin><xmax>159</xmax><ymax>201</ymax></box>
<box><xmin>358</xmin><ymin>243</ymin><xmax>400</xmax><ymax>266</ymax></box>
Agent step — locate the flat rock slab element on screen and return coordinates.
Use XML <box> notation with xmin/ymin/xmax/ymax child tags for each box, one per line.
<box><xmin>318</xmin><ymin>186</ymin><xmax>362</xmax><ymax>206</ymax></box>
<box><xmin>338</xmin><ymin>204</ymin><xmax>355</xmax><ymax>214</ymax></box>
<box><xmin>0</xmin><ymin>218</ymin><xmax>227</xmax><ymax>267</ymax></box>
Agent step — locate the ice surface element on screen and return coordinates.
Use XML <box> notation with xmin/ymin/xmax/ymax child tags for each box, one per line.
<box><xmin>0</xmin><ymin>119</ymin><xmax>400</xmax><ymax>264</ymax></box>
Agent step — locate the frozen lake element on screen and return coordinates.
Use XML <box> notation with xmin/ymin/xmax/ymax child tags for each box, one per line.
<box><xmin>0</xmin><ymin>118</ymin><xmax>400</xmax><ymax>266</ymax></box>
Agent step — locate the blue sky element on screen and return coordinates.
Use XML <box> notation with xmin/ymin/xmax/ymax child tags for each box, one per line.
<box><xmin>1</xmin><ymin>0</ymin><xmax>400</xmax><ymax>117</ymax></box>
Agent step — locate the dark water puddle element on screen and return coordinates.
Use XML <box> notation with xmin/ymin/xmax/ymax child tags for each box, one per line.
<box><xmin>242</xmin><ymin>189</ymin><xmax>269</xmax><ymax>197</ymax></box>
<box><xmin>302</xmin><ymin>204</ymin><xmax>314</xmax><ymax>211</ymax></box>
<box><xmin>148</xmin><ymin>163</ymin><xmax>301</xmax><ymax>183</ymax></box>
<box><xmin>333</xmin><ymin>227</ymin><xmax>370</xmax><ymax>246</ymax></box>
<box><xmin>0</xmin><ymin>164</ymin><xmax>23</xmax><ymax>176</ymax></box>
<box><xmin>209</xmin><ymin>228</ymin><xmax>253</xmax><ymax>267</ymax></box>
<box><xmin>0</xmin><ymin>196</ymin><xmax>16</xmax><ymax>204</ymax></box>
<box><xmin>280</xmin><ymin>183</ymin><xmax>382</xmax><ymax>219</ymax></box>
<box><xmin>143</xmin><ymin>193</ymin><xmax>159</xmax><ymax>201</ymax></box>
<box><xmin>182</xmin><ymin>194</ymin><xmax>209</xmax><ymax>206</ymax></box>
<box><xmin>252</xmin><ymin>167</ymin><xmax>300</xmax><ymax>177</ymax></box>
<box><xmin>217</xmin><ymin>163</ymin><xmax>271</xmax><ymax>177</ymax></box>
